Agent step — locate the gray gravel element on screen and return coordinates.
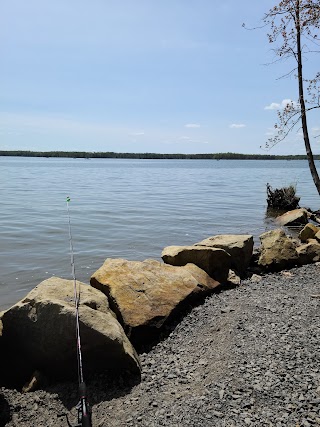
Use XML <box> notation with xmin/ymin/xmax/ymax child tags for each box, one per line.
<box><xmin>2</xmin><ymin>263</ymin><xmax>320</xmax><ymax>426</ymax></box>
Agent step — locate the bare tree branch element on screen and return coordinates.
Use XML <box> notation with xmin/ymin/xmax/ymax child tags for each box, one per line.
<box><xmin>261</xmin><ymin>0</ymin><xmax>320</xmax><ymax>195</ymax></box>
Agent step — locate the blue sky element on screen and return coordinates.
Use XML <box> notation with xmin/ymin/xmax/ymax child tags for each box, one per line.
<box><xmin>1</xmin><ymin>0</ymin><xmax>319</xmax><ymax>154</ymax></box>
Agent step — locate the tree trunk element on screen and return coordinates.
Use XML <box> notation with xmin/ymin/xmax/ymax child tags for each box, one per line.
<box><xmin>296</xmin><ymin>0</ymin><xmax>320</xmax><ymax>196</ymax></box>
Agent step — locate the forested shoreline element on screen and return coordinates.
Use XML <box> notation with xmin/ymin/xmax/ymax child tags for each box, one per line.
<box><xmin>1</xmin><ymin>150</ymin><xmax>318</xmax><ymax>160</ymax></box>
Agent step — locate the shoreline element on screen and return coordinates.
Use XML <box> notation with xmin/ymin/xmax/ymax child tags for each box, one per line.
<box><xmin>2</xmin><ymin>263</ymin><xmax>320</xmax><ymax>426</ymax></box>
<box><xmin>1</xmin><ymin>150</ymin><xmax>319</xmax><ymax>160</ymax></box>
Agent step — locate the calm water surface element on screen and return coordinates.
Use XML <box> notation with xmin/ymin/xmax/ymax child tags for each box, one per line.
<box><xmin>1</xmin><ymin>157</ymin><xmax>319</xmax><ymax>310</ymax></box>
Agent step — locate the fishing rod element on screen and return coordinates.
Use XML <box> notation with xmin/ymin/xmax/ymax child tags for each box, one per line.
<box><xmin>64</xmin><ymin>196</ymin><xmax>92</xmax><ymax>427</ymax></box>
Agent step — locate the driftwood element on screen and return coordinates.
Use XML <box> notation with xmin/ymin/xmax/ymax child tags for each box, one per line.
<box><xmin>266</xmin><ymin>183</ymin><xmax>300</xmax><ymax>210</ymax></box>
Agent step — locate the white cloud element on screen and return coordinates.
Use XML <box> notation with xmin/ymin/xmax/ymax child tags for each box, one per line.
<box><xmin>179</xmin><ymin>136</ymin><xmax>191</xmax><ymax>140</ymax></box>
<box><xmin>264</xmin><ymin>102</ymin><xmax>281</xmax><ymax>110</ymax></box>
<box><xmin>185</xmin><ymin>123</ymin><xmax>200</xmax><ymax>128</ymax></box>
<box><xmin>229</xmin><ymin>123</ymin><xmax>246</xmax><ymax>129</ymax></box>
<box><xmin>264</xmin><ymin>99</ymin><xmax>298</xmax><ymax>110</ymax></box>
<box><xmin>129</xmin><ymin>131</ymin><xmax>145</xmax><ymax>136</ymax></box>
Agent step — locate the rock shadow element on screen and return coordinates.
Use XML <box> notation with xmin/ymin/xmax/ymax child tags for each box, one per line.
<box><xmin>133</xmin><ymin>282</ymin><xmax>238</xmax><ymax>354</ymax></box>
<box><xmin>0</xmin><ymin>393</ymin><xmax>11</xmax><ymax>427</ymax></box>
<box><xmin>45</xmin><ymin>284</ymin><xmax>239</xmax><ymax>410</ymax></box>
<box><xmin>44</xmin><ymin>368</ymin><xmax>141</xmax><ymax>411</ymax></box>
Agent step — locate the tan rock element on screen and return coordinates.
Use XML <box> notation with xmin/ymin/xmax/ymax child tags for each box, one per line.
<box><xmin>195</xmin><ymin>234</ymin><xmax>253</xmax><ymax>276</ymax></box>
<box><xmin>183</xmin><ymin>263</ymin><xmax>222</xmax><ymax>292</ymax></box>
<box><xmin>315</xmin><ymin>230</ymin><xmax>320</xmax><ymax>242</ymax></box>
<box><xmin>0</xmin><ymin>277</ymin><xmax>140</xmax><ymax>387</ymax></box>
<box><xmin>161</xmin><ymin>246</ymin><xmax>231</xmax><ymax>282</ymax></box>
<box><xmin>250</xmin><ymin>274</ymin><xmax>262</xmax><ymax>283</ymax></box>
<box><xmin>258</xmin><ymin>229</ymin><xmax>299</xmax><ymax>272</ymax></box>
<box><xmin>22</xmin><ymin>370</ymin><xmax>44</xmax><ymax>393</ymax></box>
<box><xmin>297</xmin><ymin>240</ymin><xmax>320</xmax><ymax>265</ymax></box>
<box><xmin>90</xmin><ymin>258</ymin><xmax>220</xmax><ymax>341</ymax></box>
<box><xmin>298</xmin><ymin>223</ymin><xmax>320</xmax><ymax>242</ymax></box>
<box><xmin>281</xmin><ymin>271</ymin><xmax>294</xmax><ymax>278</ymax></box>
<box><xmin>227</xmin><ymin>270</ymin><xmax>241</xmax><ymax>286</ymax></box>
<box><xmin>276</xmin><ymin>208</ymin><xmax>308</xmax><ymax>226</ymax></box>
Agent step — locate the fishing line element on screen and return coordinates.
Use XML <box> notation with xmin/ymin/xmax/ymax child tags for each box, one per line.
<box><xmin>64</xmin><ymin>196</ymin><xmax>92</xmax><ymax>427</ymax></box>
<box><xmin>67</xmin><ymin>196</ymin><xmax>84</xmax><ymax>386</ymax></box>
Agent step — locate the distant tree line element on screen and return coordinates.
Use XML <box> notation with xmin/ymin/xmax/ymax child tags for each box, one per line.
<box><xmin>0</xmin><ymin>150</ymin><xmax>319</xmax><ymax>160</ymax></box>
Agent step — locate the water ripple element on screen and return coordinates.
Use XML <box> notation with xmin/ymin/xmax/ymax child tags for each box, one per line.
<box><xmin>1</xmin><ymin>157</ymin><xmax>319</xmax><ymax>309</ymax></box>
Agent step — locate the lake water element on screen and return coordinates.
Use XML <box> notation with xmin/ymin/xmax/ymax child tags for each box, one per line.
<box><xmin>1</xmin><ymin>156</ymin><xmax>320</xmax><ymax>310</ymax></box>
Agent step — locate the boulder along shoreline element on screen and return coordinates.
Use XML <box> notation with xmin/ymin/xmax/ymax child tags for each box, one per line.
<box><xmin>1</xmin><ymin>207</ymin><xmax>320</xmax><ymax>426</ymax></box>
<box><xmin>1</xmin><ymin>263</ymin><xmax>320</xmax><ymax>426</ymax></box>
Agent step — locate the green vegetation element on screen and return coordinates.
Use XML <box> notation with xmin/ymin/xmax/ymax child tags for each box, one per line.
<box><xmin>1</xmin><ymin>150</ymin><xmax>319</xmax><ymax>160</ymax></box>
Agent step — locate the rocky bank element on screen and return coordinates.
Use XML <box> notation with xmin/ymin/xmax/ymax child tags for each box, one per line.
<box><xmin>1</xmin><ymin>208</ymin><xmax>320</xmax><ymax>426</ymax></box>
<box><xmin>1</xmin><ymin>263</ymin><xmax>320</xmax><ymax>426</ymax></box>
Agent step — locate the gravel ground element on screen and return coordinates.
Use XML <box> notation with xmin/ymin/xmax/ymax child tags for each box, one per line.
<box><xmin>1</xmin><ymin>263</ymin><xmax>320</xmax><ymax>426</ymax></box>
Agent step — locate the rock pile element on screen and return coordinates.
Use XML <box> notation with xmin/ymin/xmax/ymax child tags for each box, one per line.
<box><xmin>1</xmin><ymin>207</ymin><xmax>320</xmax><ymax>395</ymax></box>
<box><xmin>2</xmin><ymin>264</ymin><xmax>320</xmax><ymax>426</ymax></box>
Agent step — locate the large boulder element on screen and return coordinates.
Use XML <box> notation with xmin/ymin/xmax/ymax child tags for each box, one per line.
<box><xmin>297</xmin><ymin>239</ymin><xmax>320</xmax><ymax>265</ymax></box>
<box><xmin>90</xmin><ymin>258</ymin><xmax>220</xmax><ymax>343</ymax></box>
<box><xmin>161</xmin><ymin>246</ymin><xmax>231</xmax><ymax>282</ymax></box>
<box><xmin>276</xmin><ymin>208</ymin><xmax>308</xmax><ymax>226</ymax></box>
<box><xmin>298</xmin><ymin>223</ymin><xmax>320</xmax><ymax>242</ymax></box>
<box><xmin>194</xmin><ymin>234</ymin><xmax>253</xmax><ymax>276</ymax></box>
<box><xmin>258</xmin><ymin>229</ymin><xmax>299</xmax><ymax>272</ymax></box>
<box><xmin>0</xmin><ymin>278</ymin><xmax>140</xmax><ymax>388</ymax></box>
